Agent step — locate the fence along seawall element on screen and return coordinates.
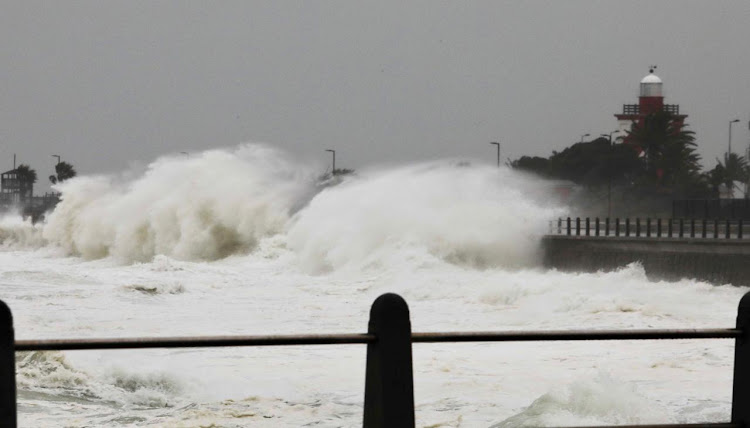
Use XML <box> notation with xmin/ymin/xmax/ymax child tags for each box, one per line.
<box><xmin>2</xmin><ymin>293</ymin><xmax>750</xmax><ymax>427</ymax></box>
<box><xmin>543</xmin><ymin>217</ymin><xmax>750</xmax><ymax>286</ymax></box>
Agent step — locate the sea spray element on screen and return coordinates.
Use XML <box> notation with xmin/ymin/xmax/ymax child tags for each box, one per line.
<box><xmin>287</xmin><ymin>162</ymin><xmax>564</xmax><ymax>272</ymax></box>
<box><xmin>42</xmin><ymin>145</ymin><xmax>316</xmax><ymax>262</ymax></box>
<box><xmin>0</xmin><ymin>213</ymin><xmax>45</xmax><ymax>248</ymax></box>
<box><xmin>34</xmin><ymin>145</ymin><xmax>565</xmax><ymax>269</ymax></box>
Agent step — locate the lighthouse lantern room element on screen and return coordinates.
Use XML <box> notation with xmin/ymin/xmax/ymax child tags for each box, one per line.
<box><xmin>615</xmin><ymin>66</ymin><xmax>687</xmax><ymax>139</ymax></box>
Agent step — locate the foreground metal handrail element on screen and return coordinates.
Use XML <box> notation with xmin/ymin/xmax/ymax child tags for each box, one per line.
<box><xmin>412</xmin><ymin>328</ymin><xmax>742</xmax><ymax>342</ymax></box>
<box><xmin>2</xmin><ymin>292</ymin><xmax>750</xmax><ymax>428</ymax></box>
<box><xmin>13</xmin><ymin>328</ymin><xmax>741</xmax><ymax>352</ymax></box>
<box><xmin>548</xmin><ymin>425</ymin><xmax>740</xmax><ymax>428</ymax></box>
<box><xmin>15</xmin><ymin>333</ymin><xmax>375</xmax><ymax>351</ymax></box>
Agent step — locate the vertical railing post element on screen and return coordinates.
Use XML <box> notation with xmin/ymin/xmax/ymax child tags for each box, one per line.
<box><xmin>585</xmin><ymin>218</ymin><xmax>590</xmax><ymax>236</ymax></box>
<box><xmin>605</xmin><ymin>218</ymin><xmax>610</xmax><ymax>236</ymax></box>
<box><xmin>715</xmin><ymin>219</ymin><xmax>720</xmax><ymax>239</ymax></box>
<box><xmin>364</xmin><ymin>294</ymin><xmax>415</xmax><ymax>428</ymax></box>
<box><xmin>595</xmin><ymin>217</ymin><xmax>600</xmax><ymax>237</ymax></box>
<box><xmin>702</xmin><ymin>219</ymin><xmax>707</xmax><ymax>238</ymax></box>
<box><xmin>576</xmin><ymin>217</ymin><xmax>581</xmax><ymax>236</ymax></box>
<box><xmin>727</xmin><ymin>219</ymin><xmax>731</xmax><ymax>239</ymax></box>
<box><xmin>635</xmin><ymin>218</ymin><xmax>641</xmax><ymax>237</ymax></box>
<box><xmin>732</xmin><ymin>291</ymin><xmax>750</xmax><ymax>426</ymax></box>
<box><xmin>566</xmin><ymin>217</ymin><xmax>571</xmax><ymax>236</ymax></box>
<box><xmin>646</xmin><ymin>218</ymin><xmax>651</xmax><ymax>238</ymax></box>
<box><xmin>0</xmin><ymin>300</ymin><xmax>16</xmax><ymax>427</ymax></box>
<box><xmin>668</xmin><ymin>219</ymin><xmax>673</xmax><ymax>238</ymax></box>
<box><xmin>625</xmin><ymin>218</ymin><xmax>630</xmax><ymax>237</ymax></box>
<box><xmin>557</xmin><ymin>218</ymin><xmax>562</xmax><ymax>234</ymax></box>
<box><xmin>615</xmin><ymin>218</ymin><xmax>620</xmax><ymax>237</ymax></box>
<box><xmin>740</xmin><ymin>219</ymin><xmax>744</xmax><ymax>239</ymax></box>
<box><xmin>679</xmin><ymin>219</ymin><xmax>684</xmax><ymax>238</ymax></box>
<box><xmin>690</xmin><ymin>219</ymin><xmax>695</xmax><ymax>238</ymax></box>
<box><xmin>657</xmin><ymin>218</ymin><xmax>662</xmax><ymax>237</ymax></box>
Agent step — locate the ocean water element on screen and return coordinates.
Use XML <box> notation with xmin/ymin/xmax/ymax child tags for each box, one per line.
<box><xmin>0</xmin><ymin>144</ymin><xmax>745</xmax><ymax>427</ymax></box>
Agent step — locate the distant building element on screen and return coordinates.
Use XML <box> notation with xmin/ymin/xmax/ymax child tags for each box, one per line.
<box><xmin>0</xmin><ymin>168</ymin><xmax>34</xmax><ymax>204</ymax></box>
<box><xmin>614</xmin><ymin>67</ymin><xmax>687</xmax><ymax>142</ymax></box>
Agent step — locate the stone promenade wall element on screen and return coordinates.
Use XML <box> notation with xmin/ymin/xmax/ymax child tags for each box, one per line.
<box><xmin>542</xmin><ymin>235</ymin><xmax>750</xmax><ymax>286</ymax></box>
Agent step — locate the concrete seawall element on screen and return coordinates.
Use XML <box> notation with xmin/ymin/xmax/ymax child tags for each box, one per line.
<box><xmin>542</xmin><ymin>235</ymin><xmax>750</xmax><ymax>286</ymax></box>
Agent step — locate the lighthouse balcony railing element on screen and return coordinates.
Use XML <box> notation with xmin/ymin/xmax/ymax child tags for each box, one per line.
<box><xmin>621</xmin><ymin>104</ymin><xmax>680</xmax><ymax>116</ymax></box>
<box><xmin>622</xmin><ymin>104</ymin><xmax>640</xmax><ymax>115</ymax></box>
<box><xmin>664</xmin><ymin>104</ymin><xmax>680</xmax><ymax>115</ymax></box>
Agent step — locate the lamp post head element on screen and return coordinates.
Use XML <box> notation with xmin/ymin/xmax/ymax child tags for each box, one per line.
<box><xmin>731</xmin><ymin>119</ymin><xmax>740</xmax><ymax>124</ymax></box>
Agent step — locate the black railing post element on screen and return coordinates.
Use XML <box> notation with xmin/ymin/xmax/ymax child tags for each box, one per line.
<box><xmin>732</xmin><ymin>291</ymin><xmax>750</xmax><ymax>426</ymax></box>
<box><xmin>690</xmin><ymin>219</ymin><xmax>695</xmax><ymax>238</ymax></box>
<box><xmin>715</xmin><ymin>219</ymin><xmax>720</xmax><ymax>239</ymax></box>
<box><xmin>615</xmin><ymin>218</ymin><xmax>620</xmax><ymax>237</ymax></box>
<box><xmin>585</xmin><ymin>218</ymin><xmax>590</xmax><ymax>236</ymax></box>
<box><xmin>657</xmin><ymin>218</ymin><xmax>662</xmax><ymax>237</ymax></box>
<box><xmin>625</xmin><ymin>218</ymin><xmax>630</xmax><ymax>237</ymax></box>
<box><xmin>646</xmin><ymin>218</ymin><xmax>651</xmax><ymax>237</ymax></box>
<box><xmin>727</xmin><ymin>219</ymin><xmax>731</xmax><ymax>239</ymax></box>
<box><xmin>668</xmin><ymin>219</ymin><xmax>673</xmax><ymax>238</ymax></box>
<box><xmin>557</xmin><ymin>218</ymin><xmax>562</xmax><ymax>234</ymax></box>
<box><xmin>636</xmin><ymin>218</ymin><xmax>641</xmax><ymax>237</ymax></box>
<box><xmin>740</xmin><ymin>220</ymin><xmax>744</xmax><ymax>239</ymax></box>
<box><xmin>605</xmin><ymin>218</ymin><xmax>610</xmax><ymax>236</ymax></box>
<box><xmin>702</xmin><ymin>219</ymin><xmax>707</xmax><ymax>238</ymax></box>
<box><xmin>595</xmin><ymin>217</ymin><xmax>600</xmax><ymax>237</ymax></box>
<box><xmin>679</xmin><ymin>219</ymin><xmax>684</xmax><ymax>238</ymax></box>
<box><xmin>566</xmin><ymin>217</ymin><xmax>571</xmax><ymax>236</ymax></box>
<box><xmin>364</xmin><ymin>294</ymin><xmax>415</xmax><ymax>428</ymax></box>
<box><xmin>576</xmin><ymin>217</ymin><xmax>581</xmax><ymax>236</ymax></box>
<box><xmin>0</xmin><ymin>300</ymin><xmax>16</xmax><ymax>427</ymax></box>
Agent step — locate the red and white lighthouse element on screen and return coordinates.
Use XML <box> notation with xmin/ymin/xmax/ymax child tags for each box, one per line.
<box><xmin>615</xmin><ymin>67</ymin><xmax>687</xmax><ymax>142</ymax></box>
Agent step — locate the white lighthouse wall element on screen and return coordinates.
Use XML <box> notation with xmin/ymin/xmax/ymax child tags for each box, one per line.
<box><xmin>617</xmin><ymin>120</ymin><xmax>632</xmax><ymax>137</ymax></box>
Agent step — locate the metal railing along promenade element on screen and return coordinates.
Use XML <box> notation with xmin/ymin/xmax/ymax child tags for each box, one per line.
<box><xmin>2</xmin><ymin>292</ymin><xmax>750</xmax><ymax>428</ymax></box>
<box><xmin>550</xmin><ymin>217</ymin><xmax>750</xmax><ymax>240</ymax></box>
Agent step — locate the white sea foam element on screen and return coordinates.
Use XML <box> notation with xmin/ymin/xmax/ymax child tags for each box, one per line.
<box><xmin>0</xmin><ymin>144</ymin><xmax>565</xmax><ymax>273</ymax></box>
<box><xmin>490</xmin><ymin>372</ymin><xmax>669</xmax><ymax>427</ymax></box>
<box><xmin>287</xmin><ymin>162</ymin><xmax>563</xmax><ymax>272</ymax></box>
<box><xmin>0</xmin><ymin>212</ymin><xmax>45</xmax><ymax>248</ymax></box>
<box><xmin>42</xmin><ymin>145</ymin><xmax>315</xmax><ymax>262</ymax></box>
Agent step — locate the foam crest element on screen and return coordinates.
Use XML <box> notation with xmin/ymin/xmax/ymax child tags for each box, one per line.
<box><xmin>42</xmin><ymin>145</ymin><xmax>315</xmax><ymax>262</ymax></box>
<box><xmin>0</xmin><ymin>213</ymin><xmax>46</xmax><ymax>248</ymax></box>
<box><xmin>17</xmin><ymin>351</ymin><xmax>92</xmax><ymax>393</ymax></box>
<box><xmin>287</xmin><ymin>163</ymin><xmax>564</xmax><ymax>272</ymax></box>
<box><xmin>490</xmin><ymin>373</ymin><xmax>670</xmax><ymax>427</ymax></box>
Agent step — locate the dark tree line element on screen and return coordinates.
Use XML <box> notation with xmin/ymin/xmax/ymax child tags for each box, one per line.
<box><xmin>511</xmin><ymin>111</ymin><xmax>747</xmax><ymax>201</ymax></box>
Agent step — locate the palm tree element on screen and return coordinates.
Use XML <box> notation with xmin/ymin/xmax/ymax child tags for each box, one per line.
<box><xmin>715</xmin><ymin>153</ymin><xmax>749</xmax><ymax>198</ymax></box>
<box><xmin>14</xmin><ymin>164</ymin><xmax>37</xmax><ymax>184</ymax></box>
<box><xmin>49</xmin><ymin>161</ymin><xmax>77</xmax><ymax>184</ymax></box>
<box><xmin>13</xmin><ymin>164</ymin><xmax>37</xmax><ymax>199</ymax></box>
<box><xmin>625</xmin><ymin>110</ymin><xmax>701</xmax><ymax>187</ymax></box>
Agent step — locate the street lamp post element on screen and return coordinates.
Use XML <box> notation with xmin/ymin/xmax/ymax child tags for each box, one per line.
<box><xmin>728</xmin><ymin>119</ymin><xmax>740</xmax><ymax>162</ymax></box>
<box><xmin>600</xmin><ymin>130</ymin><xmax>620</xmax><ymax>218</ymax></box>
<box><xmin>325</xmin><ymin>149</ymin><xmax>336</xmax><ymax>175</ymax></box>
<box><xmin>489</xmin><ymin>142</ymin><xmax>500</xmax><ymax>167</ymax></box>
<box><xmin>580</xmin><ymin>133</ymin><xmax>590</xmax><ymax>143</ymax></box>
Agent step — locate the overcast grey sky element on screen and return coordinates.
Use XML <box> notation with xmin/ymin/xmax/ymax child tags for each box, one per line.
<box><xmin>1</xmin><ymin>1</ymin><xmax>749</xmax><ymax>189</ymax></box>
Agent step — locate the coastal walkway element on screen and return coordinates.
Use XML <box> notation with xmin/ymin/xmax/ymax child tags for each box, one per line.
<box><xmin>544</xmin><ymin>217</ymin><xmax>750</xmax><ymax>285</ymax></box>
